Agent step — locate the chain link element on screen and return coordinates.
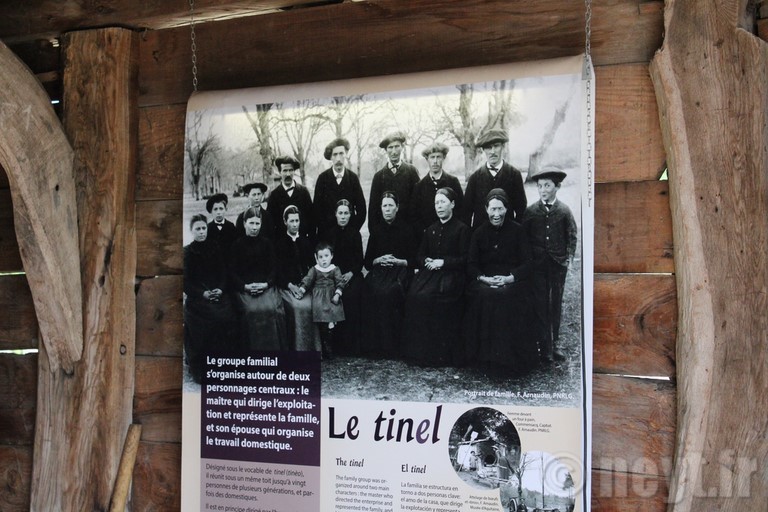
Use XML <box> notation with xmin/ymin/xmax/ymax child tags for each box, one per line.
<box><xmin>584</xmin><ymin>0</ymin><xmax>593</xmax><ymax>208</ymax></box>
<box><xmin>190</xmin><ymin>0</ymin><xmax>198</xmax><ymax>91</ymax></box>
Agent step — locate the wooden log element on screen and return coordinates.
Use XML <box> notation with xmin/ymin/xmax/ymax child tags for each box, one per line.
<box><xmin>138</xmin><ymin>0</ymin><xmax>663</xmax><ymax>107</ymax></box>
<box><xmin>31</xmin><ymin>28</ymin><xmax>138</xmax><ymax>511</ymax></box>
<box><xmin>0</xmin><ymin>445</ymin><xmax>32</xmax><ymax>511</ymax></box>
<box><xmin>592</xmin><ymin>469</ymin><xmax>669</xmax><ymax>511</ymax></box>
<box><xmin>136</xmin><ymin>276</ymin><xmax>183</xmax><ymax>356</ymax></box>
<box><xmin>592</xmin><ymin>374</ymin><xmax>676</xmax><ymax>473</ymax></box>
<box><xmin>0</xmin><ymin>274</ymin><xmax>38</xmax><ymax>350</ymax></box>
<box><xmin>596</xmin><ymin>63</ymin><xmax>666</xmax><ymax>182</ymax></box>
<box><xmin>650</xmin><ymin>2</ymin><xmax>768</xmax><ymax>509</ymax></box>
<box><xmin>0</xmin><ymin>353</ymin><xmax>37</xmax><ymax>446</ymax></box>
<box><xmin>593</xmin><ymin>273</ymin><xmax>676</xmax><ymax>377</ymax></box>
<box><xmin>0</xmin><ymin>0</ymin><xmax>326</xmax><ymax>42</ymax></box>
<box><xmin>134</xmin><ymin>356</ymin><xmax>182</xmax><ymax>443</ymax></box>
<box><xmin>137</xmin><ymin>105</ymin><xmax>187</xmax><ymax>201</ymax></box>
<box><xmin>136</xmin><ymin>200</ymin><xmax>183</xmax><ymax>277</ymax></box>
<box><xmin>595</xmin><ymin>180</ymin><xmax>674</xmax><ymax>273</ymax></box>
<box><xmin>132</xmin><ymin>441</ymin><xmax>181</xmax><ymax>511</ymax></box>
<box><xmin>0</xmin><ymin>39</ymin><xmax>83</xmax><ymax>372</ymax></box>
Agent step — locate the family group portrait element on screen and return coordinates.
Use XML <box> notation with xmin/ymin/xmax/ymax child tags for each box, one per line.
<box><xmin>182</xmin><ymin>66</ymin><xmax>587</xmax><ymax>405</ymax></box>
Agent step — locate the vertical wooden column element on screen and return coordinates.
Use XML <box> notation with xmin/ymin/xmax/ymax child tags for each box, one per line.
<box><xmin>31</xmin><ymin>28</ymin><xmax>138</xmax><ymax>511</ymax></box>
<box><xmin>650</xmin><ymin>2</ymin><xmax>767</xmax><ymax>511</ymax></box>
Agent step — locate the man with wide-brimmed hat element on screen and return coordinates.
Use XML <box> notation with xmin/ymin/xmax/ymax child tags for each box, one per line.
<box><xmin>368</xmin><ymin>131</ymin><xmax>420</xmax><ymax>230</ymax></box>
<box><xmin>522</xmin><ymin>166</ymin><xmax>577</xmax><ymax>364</ymax></box>
<box><xmin>312</xmin><ymin>137</ymin><xmax>366</xmax><ymax>239</ymax></box>
<box><xmin>462</xmin><ymin>128</ymin><xmax>527</xmax><ymax>229</ymax></box>
<box><xmin>410</xmin><ymin>142</ymin><xmax>464</xmax><ymax>240</ymax></box>
<box><xmin>235</xmin><ymin>181</ymin><xmax>274</xmax><ymax>239</ymax></box>
<box><xmin>205</xmin><ymin>192</ymin><xmax>239</xmax><ymax>252</ymax></box>
<box><xmin>267</xmin><ymin>155</ymin><xmax>315</xmax><ymax>239</ymax></box>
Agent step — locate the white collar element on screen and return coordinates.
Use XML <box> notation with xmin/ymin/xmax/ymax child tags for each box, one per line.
<box><xmin>287</xmin><ymin>232</ymin><xmax>299</xmax><ymax>242</ymax></box>
<box><xmin>314</xmin><ymin>263</ymin><xmax>336</xmax><ymax>272</ymax></box>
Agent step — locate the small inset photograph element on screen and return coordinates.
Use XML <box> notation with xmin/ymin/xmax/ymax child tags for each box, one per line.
<box><xmin>448</xmin><ymin>407</ymin><xmax>521</xmax><ymax>490</ymax></box>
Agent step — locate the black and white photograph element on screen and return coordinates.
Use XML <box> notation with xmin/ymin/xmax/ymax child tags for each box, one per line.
<box><xmin>182</xmin><ymin>61</ymin><xmax>588</xmax><ymax>407</ymax></box>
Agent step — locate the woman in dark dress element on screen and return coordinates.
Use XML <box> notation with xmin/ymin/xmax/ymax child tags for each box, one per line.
<box><xmin>274</xmin><ymin>206</ymin><xmax>320</xmax><ymax>352</ymax></box>
<box><xmin>183</xmin><ymin>214</ymin><xmax>237</xmax><ymax>382</ymax></box>
<box><xmin>360</xmin><ymin>192</ymin><xmax>416</xmax><ymax>358</ymax></box>
<box><xmin>402</xmin><ymin>187</ymin><xmax>470</xmax><ymax>366</ymax></box>
<box><xmin>324</xmin><ymin>199</ymin><xmax>364</xmax><ymax>355</ymax></box>
<box><xmin>464</xmin><ymin>188</ymin><xmax>537</xmax><ymax>372</ymax></box>
<box><xmin>229</xmin><ymin>207</ymin><xmax>287</xmax><ymax>351</ymax></box>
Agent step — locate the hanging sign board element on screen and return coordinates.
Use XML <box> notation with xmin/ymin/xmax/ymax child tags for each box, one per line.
<box><xmin>181</xmin><ymin>55</ymin><xmax>594</xmax><ymax>512</ymax></box>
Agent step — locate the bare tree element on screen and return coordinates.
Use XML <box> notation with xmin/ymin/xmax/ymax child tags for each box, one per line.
<box><xmin>511</xmin><ymin>452</ymin><xmax>537</xmax><ymax>501</ymax></box>
<box><xmin>185</xmin><ymin>110</ymin><xmax>222</xmax><ymax>200</ymax></box>
<box><xmin>273</xmin><ymin>99</ymin><xmax>326</xmax><ymax>183</ymax></box>
<box><xmin>242</xmin><ymin>103</ymin><xmax>276</xmax><ymax>184</ymax></box>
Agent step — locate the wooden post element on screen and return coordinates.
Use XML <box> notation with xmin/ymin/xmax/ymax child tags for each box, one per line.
<box><xmin>0</xmin><ymin>40</ymin><xmax>82</xmax><ymax>373</ymax></box>
<box><xmin>31</xmin><ymin>28</ymin><xmax>138</xmax><ymax>511</ymax></box>
<box><xmin>650</xmin><ymin>2</ymin><xmax>768</xmax><ymax>510</ymax></box>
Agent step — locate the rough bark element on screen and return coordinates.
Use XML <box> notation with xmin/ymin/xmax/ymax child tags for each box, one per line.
<box><xmin>650</xmin><ymin>1</ymin><xmax>768</xmax><ymax>510</ymax></box>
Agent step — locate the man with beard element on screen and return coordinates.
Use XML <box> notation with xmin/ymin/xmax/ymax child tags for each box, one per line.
<box><xmin>368</xmin><ymin>131</ymin><xmax>420</xmax><ymax>230</ymax></box>
<box><xmin>312</xmin><ymin>137</ymin><xmax>366</xmax><ymax>239</ymax></box>
<box><xmin>267</xmin><ymin>155</ymin><xmax>315</xmax><ymax>240</ymax></box>
<box><xmin>462</xmin><ymin>129</ymin><xmax>527</xmax><ymax>229</ymax></box>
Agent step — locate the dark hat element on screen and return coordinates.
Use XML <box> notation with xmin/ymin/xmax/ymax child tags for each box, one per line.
<box><xmin>242</xmin><ymin>182</ymin><xmax>268</xmax><ymax>195</ymax></box>
<box><xmin>379</xmin><ymin>131</ymin><xmax>406</xmax><ymax>149</ymax></box>
<box><xmin>475</xmin><ymin>129</ymin><xmax>509</xmax><ymax>148</ymax></box>
<box><xmin>205</xmin><ymin>193</ymin><xmax>229</xmax><ymax>213</ymax></box>
<box><xmin>529</xmin><ymin>165</ymin><xmax>567</xmax><ymax>184</ymax></box>
<box><xmin>324</xmin><ymin>138</ymin><xmax>350</xmax><ymax>160</ymax></box>
<box><xmin>274</xmin><ymin>155</ymin><xmax>300</xmax><ymax>169</ymax></box>
<box><xmin>421</xmin><ymin>142</ymin><xmax>449</xmax><ymax>158</ymax></box>
<box><xmin>485</xmin><ymin>188</ymin><xmax>509</xmax><ymax>207</ymax></box>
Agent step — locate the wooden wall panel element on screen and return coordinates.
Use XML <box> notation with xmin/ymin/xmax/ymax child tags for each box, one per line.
<box><xmin>133</xmin><ymin>441</ymin><xmax>181</xmax><ymax>511</ymax></box>
<box><xmin>136</xmin><ymin>200</ymin><xmax>183</xmax><ymax>277</ymax></box>
<box><xmin>0</xmin><ymin>354</ymin><xmax>37</xmax><ymax>446</ymax></box>
<box><xmin>0</xmin><ymin>274</ymin><xmax>38</xmax><ymax>350</ymax></box>
<box><xmin>591</xmin><ymin>469</ymin><xmax>669</xmax><ymax>511</ymax></box>
<box><xmin>0</xmin><ymin>188</ymin><xmax>22</xmax><ymax>273</ymax></box>
<box><xmin>134</xmin><ymin>356</ymin><xmax>182</xmax><ymax>443</ymax></box>
<box><xmin>593</xmin><ymin>274</ymin><xmax>676</xmax><ymax>377</ymax></box>
<box><xmin>136</xmin><ymin>276</ymin><xmax>183</xmax><ymax>356</ymax></box>
<box><xmin>596</xmin><ymin>64</ymin><xmax>666</xmax><ymax>183</ymax></box>
<box><xmin>595</xmin><ymin>180</ymin><xmax>674</xmax><ymax>273</ymax></box>
<box><xmin>138</xmin><ymin>0</ymin><xmax>663</xmax><ymax>107</ymax></box>
<box><xmin>0</xmin><ymin>446</ymin><xmax>32</xmax><ymax>511</ymax></box>
<box><xmin>138</xmin><ymin>105</ymin><xmax>186</xmax><ymax>201</ymax></box>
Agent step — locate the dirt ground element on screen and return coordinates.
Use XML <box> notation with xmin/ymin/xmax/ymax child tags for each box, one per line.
<box><xmin>321</xmin><ymin>258</ymin><xmax>584</xmax><ymax>409</ymax></box>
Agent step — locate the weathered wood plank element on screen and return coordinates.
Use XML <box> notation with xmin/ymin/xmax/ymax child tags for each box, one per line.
<box><xmin>0</xmin><ymin>0</ymin><xmax>326</xmax><ymax>42</ymax></box>
<box><xmin>596</xmin><ymin>63</ymin><xmax>666</xmax><ymax>182</ymax></box>
<box><xmin>650</xmin><ymin>2</ymin><xmax>768</xmax><ymax>509</ymax></box>
<box><xmin>595</xmin><ymin>180</ymin><xmax>674</xmax><ymax>273</ymax></box>
<box><xmin>136</xmin><ymin>200</ymin><xmax>183</xmax><ymax>277</ymax></box>
<box><xmin>594</xmin><ymin>273</ymin><xmax>676</xmax><ymax>377</ymax></box>
<box><xmin>32</xmin><ymin>28</ymin><xmax>138</xmax><ymax>511</ymax></box>
<box><xmin>133</xmin><ymin>441</ymin><xmax>181</xmax><ymax>511</ymax></box>
<box><xmin>0</xmin><ymin>445</ymin><xmax>32</xmax><ymax>511</ymax></box>
<box><xmin>593</xmin><ymin>374</ymin><xmax>676</xmax><ymax>474</ymax></box>
<box><xmin>0</xmin><ymin>274</ymin><xmax>38</xmax><ymax>350</ymax></box>
<box><xmin>592</xmin><ymin>469</ymin><xmax>669</xmax><ymax>511</ymax></box>
<box><xmin>0</xmin><ymin>188</ymin><xmax>23</xmax><ymax>272</ymax></box>
<box><xmin>136</xmin><ymin>276</ymin><xmax>183</xmax><ymax>356</ymax></box>
<box><xmin>0</xmin><ymin>40</ymin><xmax>82</xmax><ymax>370</ymax></box>
<box><xmin>138</xmin><ymin>0</ymin><xmax>663</xmax><ymax>107</ymax></box>
<box><xmin>137</xmin><ymin>105</ymin><xmax>186</xmax><ymax>201</ymax></box>
<box><xmin>134</xmin><ymin>356</ymin><xmax>182</xmax><ymax>443</ymax></box>
<box><xmin>0</xmin><ymin>353</ymin><xmax>37</xmax><ymax>446</ymax></box>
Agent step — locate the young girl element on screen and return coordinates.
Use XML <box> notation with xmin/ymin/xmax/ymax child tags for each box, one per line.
<box><xmin>297</xmin><ymin>242</ymin><xmax>346</xmax><ymax>358</ymax></box>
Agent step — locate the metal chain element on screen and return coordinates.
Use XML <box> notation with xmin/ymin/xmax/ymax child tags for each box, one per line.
<box><xmin>584</xmin><ymin>0</ymin><xmax>593</xmax><ymax>207</ymax></box>
<box><xmin>189</xmin><ymin>0</ymin><xmax>199</xmax><ymax>91</ymax></box>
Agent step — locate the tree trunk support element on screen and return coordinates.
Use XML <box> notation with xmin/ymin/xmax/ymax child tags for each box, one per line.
<box><xmin>650</xmin><ymin>2</ymin><xmax>768</xmax><ymax>510</ymax></box>
<box><xmin>31</xmin><ymin>27</ymin><xmax>138</xmax><ymax>511</ymax></box>
<box><xmin>0</xmin><ymin>41</ymin><xmax>82</xmax><ymax>373</ymax></box>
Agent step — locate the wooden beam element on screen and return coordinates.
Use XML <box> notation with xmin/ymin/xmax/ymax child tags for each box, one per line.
<box><xmin>138</xmin><ymin>0</ymin><xmax>663</xmax><ymax>107</ymax></box>
<box><xmin>650</xmin><ymin>1</ymin><xmax>768</xmax><ymax>510</ymax></box>
<box><xmin>0</xmin><ymin>40</ymin><xmax>82</xmax><ymax>372</ymax></box>
<box><xmin>31</xmin><ymin>28</ymin><xmax>138</xmax><ymax>511</ymax></box>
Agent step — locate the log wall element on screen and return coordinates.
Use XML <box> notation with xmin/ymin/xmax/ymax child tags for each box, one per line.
<box><xmin>0</xmin><ymin>1</ymin><xmax>674</xmax><ymax>510</ymax></box>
